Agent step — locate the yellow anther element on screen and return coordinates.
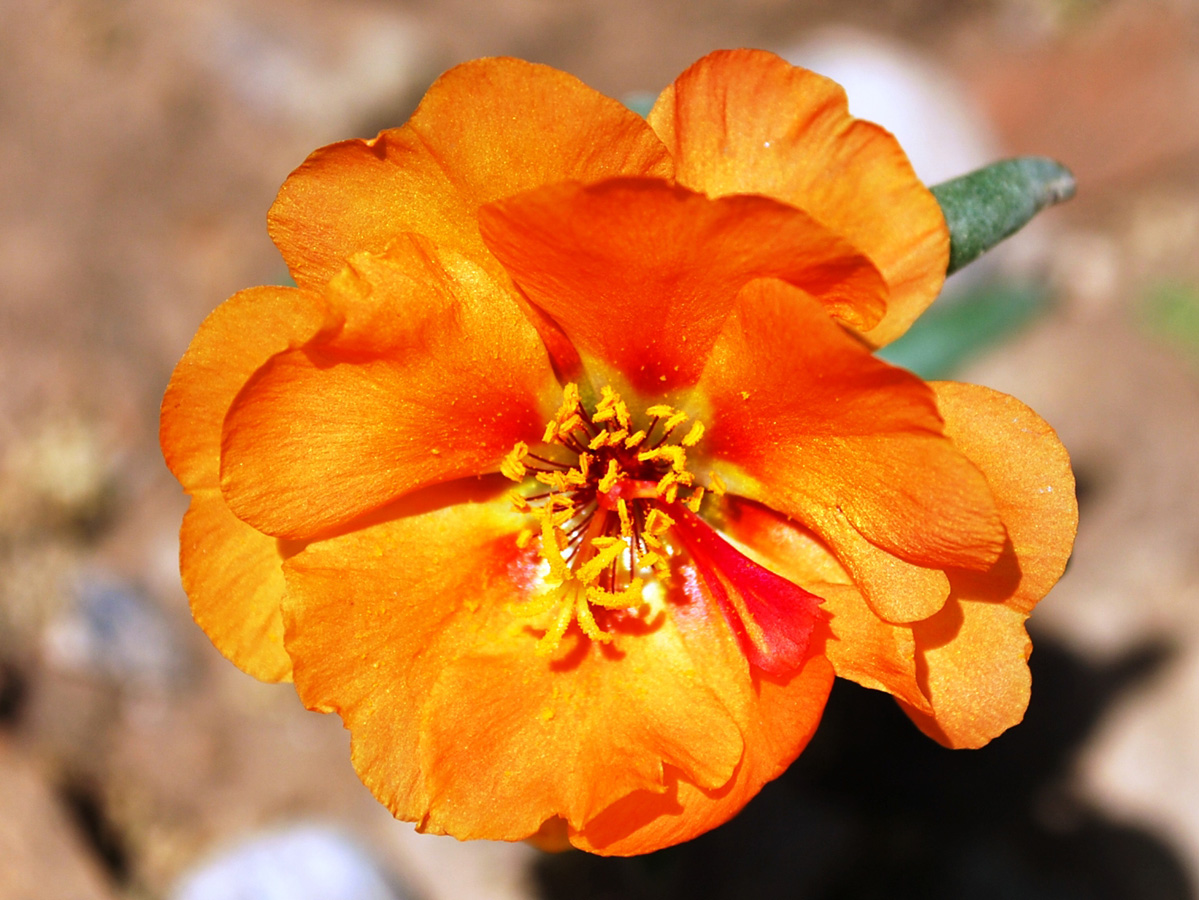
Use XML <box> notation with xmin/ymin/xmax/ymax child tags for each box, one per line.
<box><xmin>559</xmin><ymin>413</ymin><xmax>584</xmax><ymax>437</ymax></box>
<box><xmin>597</xmin><ymin>458</ymin><xmax>620</xmax><ymax>494</ymax></box>
<box><xmin>556</xmin><ymin>382</ymin><xmax>581</xmax><ymax>418</ymax></box>
<box><xmin>639</xmin><ymin>551</ymin><xmax>662</xmax><ymax>569</ymax></box>
<box><xmin>565</xmin><ymin>467</ymin><xmax>588</xmax><ymax>487</ymax></box>
<box><xmin>507</xmin><ymin>489</ymin><xmax>530</xmax><ymax>512</ymax></box>
<box><xmin>588</xmin><ymin>430</ymin><xmax>610</xmax><ymax>451</ymax></box>
<box><xmin>623</xmin><ymin>429</ymin><xmax>647</xmax><ymax>449</ymax></box>
<box><xmin>656</xmin><ymin>470</ymin><xmax>679</xmax><ymax>497</ymax></box>
<box><xmin>587</xmin><ymin>577</ymin><xmax>644</xmax><ymax>609</ymax></box>
<box><xmin>681</xmin><ymin>421</ymin><xmax>705</xmax><ymax>447</ymax></box>
<box><xmin>592</xmin><ymin>406</ymin><xmax>617</xmax><ymax>424</ymax></box>
<box><xmin>501</xmin><ymin>442</ymin><xmax>529</xmax><ymax>481</ymax></box>
<box><xmin>617</xmin><ymin>498</ymin><xmax>633</xmax><ymax>538</ymax></box>
<box><xmin>576</xmin><ymin>538</ymin><xmax>627</xmax><ymax>584</ymax></box>
<box><xmin>515</xmin><ymin>528</ymin><xmax>534</xmax><ymax>548</ymax></box>
<box><xmin>663</xmin><ymin>411</ymin><xmax>689</xmax><ymax>434</ymax></box>
<box><xmin>644</xmin><ymin>507</ymin><xmax>675</xmax><ymax>537</ymax></box>
<box><xmin>542</xmin><ymin>420</ymin><xmax>558</xmax><ymax>443</ymax></box>
<box><xmin>647</xmin><ymin>404</ymin><xmax>674</xmax><ymax>418</ymax></box>
<box><xmin>614</xmin><ymin>399</ymin><xmax>632</xmax><ymax>431</ymax></box>
<box><xmin>578</xmin><ymin>453</ymin><xmax>592</xmax><ymax>479</ymax></box>
<box><xmin>686</xmin><ymin>486</ymin><xmax>706</xmax><ymax>513</ymax></box>
<box><xmin>539</xmin><ymin>518</ymin><xmax>570</xmax><ymax>582</ymax></box>
<box><xmin>663</xmin><ymin>484</ymin><xmax>679</xmax><ymax>504</ymax></box>
<box><xmin>535</xmin><ymin>470</ymin><xmax>568</xmax><ymax>491</ymax></box>
<box><xmin>709</xmin><ymin>471</ymin><xmax>727</xmax><ymax>496</ymax></box>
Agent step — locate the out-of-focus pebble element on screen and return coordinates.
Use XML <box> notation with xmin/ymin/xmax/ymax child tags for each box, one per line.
<box><xmin>171</xmin><ymin>825</ymin><xmax>411</xmax><ymax>900</ymax></box>
<box><xmin>44</xmin><ymin>571</ymin><xmax>186</xmax><ymax>690</ymax></box>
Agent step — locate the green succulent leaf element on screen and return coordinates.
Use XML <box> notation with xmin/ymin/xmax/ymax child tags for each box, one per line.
<box><xmin>932</xmin><ymin>157</ymin><xmax>1075</xmax><ymax>275</ymax></box>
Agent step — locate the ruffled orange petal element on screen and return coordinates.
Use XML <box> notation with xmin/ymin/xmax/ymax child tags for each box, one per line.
<box><xmin>220</xmin><ymin>240</ymin><xmax>558</xmax><ymax>540</ymax></box>
<box><xmin>900</xmin><ymin>382</ymin><xmax>1077</xmax><ymax>748</ymax></box>
<box><xmin>281</xmin><ymin>491</ymin><xmax>521</xmax><ymax>825</ymax></box>
<box><xmin>160</xmin><ymin>285</ymin><xmax>329</xmax><ymax>681</ymax></box>
<box><xmin>180</xmin><ymin>489</ymin><xmax>292</xmax><ymax>682</ymax></box>
<box><xmin>281</xmin><ymin>492</ymin><xmax>756</xmax><ymax>845</ymax></box>
<box><xmin>699</xmin><ymin>279</ymin><xmax>1004</xmax><ymax>623</ymax></box>
<box><xmin>161</xmin><ymin>286</ymin><xmax>329</xmax><ymax>492</ymax></box>
<box><xmin>420</xmin><ymin>621</ymin><xmax>744</xmax><ymax>840</ymax></box>
<box><xmin>716</xmin><ymin>498</ymin><xmax>929</xmax><ymax>713</ymax></box>
<box><xmin>649</xmin><ymin>49</ymin><xmax>949</xmax><ymax>346</ymax></box>
<box><xmin>268</xmin><ymin>57</ymin><xmax>672</xmax><ymax>292</ymax></box>
<box><xmin>570</xmin><ymin>581</ymin><xmax>834</xmax><ymax>855</ymax></box>
<box><xmin>479</xmin><ymin>178</ymin><xmax>886</xmax><ymax>394</ymax></box>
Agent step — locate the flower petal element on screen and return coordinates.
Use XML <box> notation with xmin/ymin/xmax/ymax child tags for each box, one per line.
<box><xmin>570</xmin><ymin>582</ymin><xmax>834</xmax><ymax>855</ymax></box>
<box><xmin>716</xmin><ymin>498</ymin><xmax>929</xmax><ymax>712</ymax></box>
<box><xmin>668</xmin><ymin>504</ymin><xmax>824</xmax><ymax>678</ymax></box>
<box><xmin>649</xmin><ymin>49</ymin><xmax>949</xmax><ymax>346</ymax></box>
<box><xmin>282</xmin><ymin>493</ymin><xmax>747</xmax><ymax>844</ymax></box>
<box><xmin>419</xmin><ymin>623</ymin><xmax>744</xmax><ymax>840</ymax></box>
<box><xmin>932</xmin><ymin>381</ymin><xmax>1078</xmax><ymax>613</ymax></box>
<box><xmin>479</xmin><ymin>179</ymin><xmax>886</xmax><ymax>394</ymax></box>
<box><xmin>269</xmin><ymin>57</ymin><xmax>672</xmax><ymax>291</ymax></box>
<box><xmin>180</xmin><ymin>488</ymin><xmax>291</xmax><ymax>682</ymax></box>
<box><xmin>700</xmin><ymin>279</ymin><xmax>1005</xmax><ymax>623</ymax></box>
<box><xmin>282</xmin><ymin>491</ymin><xmax>523</xmax><ymax>826</ymax></box>
<box><xmin>899</xmin><ymin>382</ymin><xmax>1077</xmax><ymax>748</ymax></box>
<box><xmin>160</xmin><ymin>285</ymin><xmax>328</xmax><ymax>681</ymax></box>
<box><xmin>160</xmin><ymin>285</ymin><xmax>329</xmax><ymax>492</ymax></box>
<box><xmin>220</xmin><ymin>240</ymin><xmax>558</xmax><ymax>540</ymax></box>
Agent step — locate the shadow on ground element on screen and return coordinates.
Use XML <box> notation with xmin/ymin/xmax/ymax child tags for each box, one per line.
<box><xmin>536</xmin><ymin>636</ymin><xmax>1193</xmax><ymax>900</ymax></box>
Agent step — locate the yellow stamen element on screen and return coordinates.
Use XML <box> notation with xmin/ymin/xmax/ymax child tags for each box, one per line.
<box><xmin>501</xmin><ymin>442</ymin><xmax>529</xmax><ymax>481</ymax></box>
<box><xmin>709</xmin><ymin>471</ymin><xmax>727</xmax><ymax>496</ymax></box>
<box><xmin>646</xmin><ymin>404</ymin><xmax>674</xmax><ymax>418</ymax></box>
<box><xmin>663</xmin><ymin>411</ymin><xmax>689</xmax><ymax>434</ymax></box>
<box><xmin>617</xmin><ymin>499</ymin><xmax>633</xmax><ymax>538</ymax></box>
<box><xmin>681</xmin><ymin>421</ymin><xmax>705</xmax><ymax>447</ymax></box>
<box><xmin>623</xmin><ymin>429</ymin><xmax>647</xmax><ymax>448</ymax></box>
<box><xmin>644</xmin><ymin>507</ymin><xmax>675</xmax><ymax>537</ymax></box>
<box><xmin>597</xmin><ymin>458</ymin><xmax>620</xmax><ymax>494</ymax></box>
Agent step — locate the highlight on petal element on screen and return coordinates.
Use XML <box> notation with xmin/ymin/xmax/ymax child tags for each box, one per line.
<box><xmin>899</xmin><ymin>382</ymin><xmax>1077</xmax><ymax>748</ymax></box>
<box><xmin>161</xmin><ymin>285</ymin><xmax>330</xmax><ymax>682</ymax></box>
<box><xmin>699</xmin><ymin>278</ymin><xmax>1005</xmax><ymax>623</ymax></box>
<box><xmin>480</xmin><ymin>178</ymin><xmax>886</xmax><ymax>394</ymax></box>
<box><xmin>650</xmin><ymin>48</ymin><xmax>949</xmax><ymax>346</ymax></box>
<box><xmin>268</xmin><ymin>57</ymin><xmax>672</xmax><ymax>291</ymax></box>
<box><xmin>220</xmin><ymin>239</ymin><xmax>558</xmax><ymax>540</ymax></box>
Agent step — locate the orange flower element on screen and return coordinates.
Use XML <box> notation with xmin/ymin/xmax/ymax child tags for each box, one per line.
<box><xmin>160</xmin><ymin>50</ymin><xmax>1076</xmax><ymax>855</ymax></box>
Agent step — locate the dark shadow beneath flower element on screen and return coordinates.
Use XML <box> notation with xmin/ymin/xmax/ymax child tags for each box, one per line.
<box><xmin>534</xmin><ymin>633</ymin><xmax>1192</xmax><ymax>900</ymax></box>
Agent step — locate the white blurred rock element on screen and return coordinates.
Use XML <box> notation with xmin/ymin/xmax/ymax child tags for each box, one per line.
<box><xmin>172</xmin><ymin>825</ymin><xmax>410</xmax><ymax>900</ymax></box>
<box><xmin>186</xmin><ymin>3</ymin><xmax>437</xmax><ymax>140</ymax></box>
<box><xmin>781</xmin><ymin>28</ymin><xmax>998</xmax><ymax>186</ymax></box>
<box><xmin>779</xmin><ymin>29</ymin><xmax>1046</xmax><ymax>290</ymax></box>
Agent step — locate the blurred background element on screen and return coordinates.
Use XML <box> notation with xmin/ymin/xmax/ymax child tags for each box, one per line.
<box><xmin>2</xmin><ymin>0</ymin><xmax>1199</xmax><ymax>897</ymax></box>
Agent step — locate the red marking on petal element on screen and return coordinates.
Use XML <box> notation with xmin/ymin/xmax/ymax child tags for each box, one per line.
<box><xmin>669</xmin><ymin>504</ymin><xmax>825</xmax><ymax>677</ymax></box>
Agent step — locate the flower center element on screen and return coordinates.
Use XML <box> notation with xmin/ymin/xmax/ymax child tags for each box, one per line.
<box><xmin>501</xmin><ymin>383</ymin><xmax>725</xmax><ymax>654</ymax></box>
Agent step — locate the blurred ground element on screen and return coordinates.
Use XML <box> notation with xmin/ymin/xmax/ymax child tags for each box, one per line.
<box><xmin>2</xmin><ymin>0</ymin><xmax>1199</xmax><ymax>897</ymax></box>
